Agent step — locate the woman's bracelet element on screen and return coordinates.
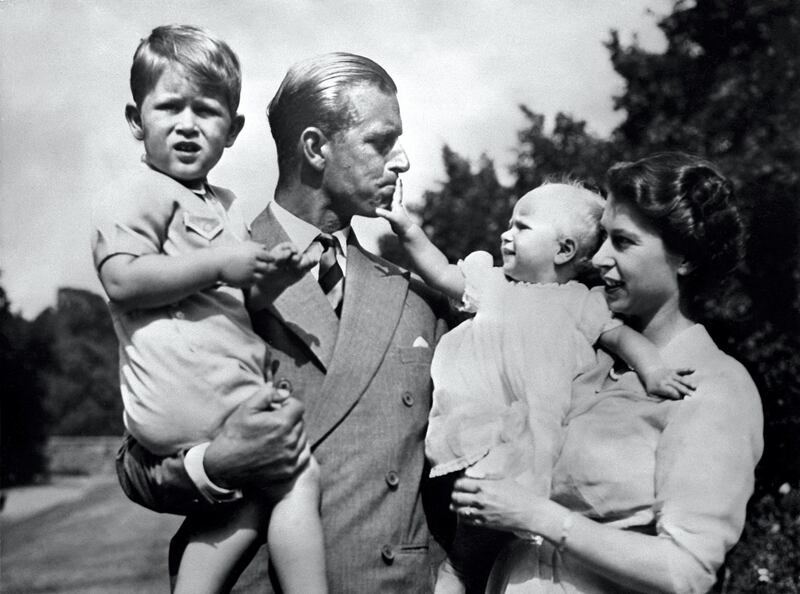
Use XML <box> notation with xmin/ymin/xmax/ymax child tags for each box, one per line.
<box><xmin>558</xmin><ymin>511</ymin><xmax>576</xmax><ymax>553</ymax></box>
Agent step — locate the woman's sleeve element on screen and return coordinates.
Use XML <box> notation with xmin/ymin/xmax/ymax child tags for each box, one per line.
<box><xmin>655</xmin><ymin>360</ymin><xmax>763</xmax><ymax>592</ymax></box>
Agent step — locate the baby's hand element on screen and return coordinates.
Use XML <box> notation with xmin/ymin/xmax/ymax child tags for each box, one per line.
<box><xmin>218</xmin><ymin>241</ymin><xmax>275</xmax><ymax>288</ymax></box>
<box><xmin>642</xmin><ymin>366</ymin><xmax>696</xmax><ymax>400</ymax></box>
<box><xmin>376</xmin><ymin>178</ymin><xmax>414</xmax><ymax>236</ymax></box>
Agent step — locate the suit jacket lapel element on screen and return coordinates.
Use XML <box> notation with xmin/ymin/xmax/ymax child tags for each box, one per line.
<box><xmin>307</xmin><ymin>238</ymin><xmax>410</xmax><ymax>445</ymax></box>
<box><xmin>249</xmin><ymin>206</ymin><xmax>339</xmax><ymax>370</ymax></box>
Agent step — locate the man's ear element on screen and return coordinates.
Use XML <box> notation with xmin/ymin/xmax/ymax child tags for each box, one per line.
<box><xmin>125</xmin><ymin>104</ymin><xmax>144</xmax><ymax>140</ymax></box>
<box><xmin>300</xmin><ymin>127</ymin><xmax>328</xmax><ymax>172</ymax></box>
<box><xmin>554</xmin><ymin>237</ymin><xmax>577</xmax><ymax>265</ymax></box>
<box><xmin>225</xmin><ymin>114</ymin><xmax>246</xmax><ymax>147</ymax></box>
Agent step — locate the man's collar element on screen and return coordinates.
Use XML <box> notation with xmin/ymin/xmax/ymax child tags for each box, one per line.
<box><xmin>270</xmin><ymin>201</ymin><xmax>351</xmax><ymax>253</ymax></box>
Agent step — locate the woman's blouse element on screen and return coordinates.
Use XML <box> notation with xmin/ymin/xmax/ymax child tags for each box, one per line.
<box><xmin>489</xmin><ymin>324</ymin><xmax>763</xmax><ymax>593</ymax></box>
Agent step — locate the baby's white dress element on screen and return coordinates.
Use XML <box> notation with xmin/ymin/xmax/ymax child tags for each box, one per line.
<box><xmin>425</xmin><ymin>251</ymin><xmax>620</xmax><ymax>494</ymax></box>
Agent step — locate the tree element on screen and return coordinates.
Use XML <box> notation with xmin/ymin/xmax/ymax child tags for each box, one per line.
<box><xmin>414</xmin><ymin>145</ymin><xmax>516</xmax><ymax>265</ymax></box>
<box><xmin>513</xmin><ymin>109</ymin><xmax>621</xmax><ymax>196</ymax></box>
<box><xmin>606</xmin><ymin>0</ymin><xmax>800</xmax><ymax>496</ymax></box>
<box><xmin>0</xmin><ymin>283</ymin><xmax>49</xmax><ymax>487</ymax></box>
<box><xmin>38</xmin><ymin>288</ymin><xmax>123</xmax><ymax>436</ymax></box>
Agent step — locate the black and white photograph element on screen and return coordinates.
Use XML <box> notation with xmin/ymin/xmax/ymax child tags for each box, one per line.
<box><xmin>1</xmin><ymin>1</ymin><xmax>798</xmax><ymax>592</ymax></box>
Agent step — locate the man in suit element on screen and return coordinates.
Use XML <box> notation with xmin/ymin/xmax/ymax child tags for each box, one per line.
<box><xmin>116</xmin><ymin>52</ymin><xmax>452</xmax><ymax>592</ymax></box>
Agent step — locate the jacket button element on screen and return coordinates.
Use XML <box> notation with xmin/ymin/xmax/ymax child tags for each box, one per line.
<box><xmin>276</xmin><ymin>378</ymin><xmax>293</xmax><ymax>393</ymax></box>
<box><xmin>385</xmin><ymin>470</ymin><xmax>400</xmax><ymax>489</ymax></box>
<box><xmin>381</xmin><ymin>544</ymin><xmax>395</xmax><ymax>564</ymax></box>
<box><xmin>402</xmin><ymin>391</ymin><xmax>414</xmax><ymax>407</ymax></box>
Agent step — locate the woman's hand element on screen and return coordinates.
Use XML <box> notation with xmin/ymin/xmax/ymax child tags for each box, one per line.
<box><xmin>451</xmin><ymin>473</ymin><xmax>550</xmax><ymax>535</ymax></box>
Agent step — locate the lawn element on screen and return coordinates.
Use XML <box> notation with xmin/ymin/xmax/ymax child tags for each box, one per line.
<box><xmin>1</xmin><ymin>476</ymin><xmax>183</xmax><ymax>593</ymax></box>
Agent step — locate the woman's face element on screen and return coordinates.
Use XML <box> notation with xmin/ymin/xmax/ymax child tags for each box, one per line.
<box><xmin>592</xmin><ymin>195</ymin><xmax>685</xmax><ymax>324</ymax></box>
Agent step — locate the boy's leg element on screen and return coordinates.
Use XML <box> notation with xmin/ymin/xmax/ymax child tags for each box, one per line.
<box><xmin>267</xmin><ymin>453</ymin><xmax>328</xmax><ymax>593</ymax></box>
<box><xmin>172</xmin><ymin>501</ymin><xmax>266</xmax><ymax>594</ymax></box>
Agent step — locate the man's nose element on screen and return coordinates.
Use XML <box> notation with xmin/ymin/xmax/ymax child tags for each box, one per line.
<box><xmin>388</xmin><ymin>143</ymin><xmax>410</xmax><ymax>174</ymax></box>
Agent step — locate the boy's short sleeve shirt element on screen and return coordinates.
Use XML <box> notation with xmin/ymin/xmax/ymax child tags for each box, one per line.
<box><xmin>91</xmin><ymin>165</ymin><xmax>267</xmax><ymax>455</ymax></box>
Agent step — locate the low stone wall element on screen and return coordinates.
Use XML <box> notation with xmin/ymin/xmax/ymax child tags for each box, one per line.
<box><xmin>46</xmin><ymin>436</ymin><xmax>121</xmax><ymax>476</ymax></box>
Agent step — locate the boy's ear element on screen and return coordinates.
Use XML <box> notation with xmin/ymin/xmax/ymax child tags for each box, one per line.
<box><xmin>300</xmin><ymin>127</ymin><xmax>328</xmax><ymax>172</ymax></box>
<box><xmin>125</xmin><ymin>104</ymin><xmax>144</xmax><ymax>140</ymax></box>
<box><xmin>554</xmin><ymin>237</ymin><xmax>577</xmax><ymax>265</ymax></box>
<box><xmin>225</xmin><ymin>114</ymin><xmax>246</xmax><ymax>148</ymax></box>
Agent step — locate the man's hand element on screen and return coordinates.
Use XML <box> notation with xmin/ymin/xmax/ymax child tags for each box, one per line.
<box><xmin>203</xmin><ymin>385</ymin><xmax>310</xmax><ymax>496</ymax></box>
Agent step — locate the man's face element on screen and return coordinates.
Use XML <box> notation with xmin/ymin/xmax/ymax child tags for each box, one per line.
<box><xmin>322</xmin><ymin>84</ymin><xmax>410</xmax><ymax>220</ymax></box>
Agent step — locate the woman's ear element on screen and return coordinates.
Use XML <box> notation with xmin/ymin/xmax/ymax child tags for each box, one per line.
<box><xmin>554</xmin><ymin>237</ymin><xmax>577</xmax><ymax>265</ymax></box>
<box><xmin>301</xmin><ymin>127</ymin><xmax>328</xmax><ymax>172</ymax></box>
<box><xmin>677</xmin><ymin>258</ymin><xmax>695</xmax><ymax>276</ymax></box>
<box><xmin>125</xmin><ymin>104</ymin><xmax>144</xmax><ymax>140</ymax></box>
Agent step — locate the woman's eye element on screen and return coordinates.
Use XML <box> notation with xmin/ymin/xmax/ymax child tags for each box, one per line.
<box><xmin>611</xmin><ymin>235</ymin><xmax>631</xmax><ymax>248</ymax></box>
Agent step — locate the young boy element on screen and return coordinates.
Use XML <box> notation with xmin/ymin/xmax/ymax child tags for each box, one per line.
<box><xmin>91</xmin><ymin>25</ymin><xmax>327</xmax><ymax>594</ymax></box>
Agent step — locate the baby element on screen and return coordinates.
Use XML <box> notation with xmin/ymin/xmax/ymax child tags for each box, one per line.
<box><xmin>91</xmin><ymin>26</ymin><xmax>326</xmax><ymax>593</ymax></box>
<box><xmin>378</xmin><ymin>180</ymin><xmax>694</xmax><ymax>592</ymax></box>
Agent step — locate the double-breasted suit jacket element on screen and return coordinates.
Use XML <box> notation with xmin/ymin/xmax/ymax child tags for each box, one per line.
<box><xmin>231</xmin><ymin>205</ymin><xmax>451</xmax><ymax>592</ymax></box>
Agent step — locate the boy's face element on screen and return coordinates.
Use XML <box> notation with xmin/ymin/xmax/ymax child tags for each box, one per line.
<box><xmin>125</xmin><ymin>63</ymin><xmax>244</xmax><ymax>183</ymax></box>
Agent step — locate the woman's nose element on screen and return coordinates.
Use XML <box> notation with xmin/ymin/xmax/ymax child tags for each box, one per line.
<box><xmin>592</xmin><ymin>239</ymin><xmax>612</xmax><ymax>269</ymax></box>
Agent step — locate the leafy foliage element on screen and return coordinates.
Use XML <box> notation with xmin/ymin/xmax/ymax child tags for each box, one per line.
<box><xmin>37</xmin><ymin>288</ymin><xmax>123</xmax><ymax>436</ymax></box>
<box><xmin>0</xmin><ymin>284</ymin><xmax>49</xmax><ymax>487</ymax></box>
<box><xmin>409</xmin><ymin>0</ymin><xmax>800</xmax><ymax>588</ymax></box>
<box><xmin>606</xmin><ymin>0</ymin><xmax>800</xmax><ymax>497</ymax></box>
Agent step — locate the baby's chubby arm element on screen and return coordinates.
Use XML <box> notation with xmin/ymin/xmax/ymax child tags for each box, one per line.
<box><xmin>98</xmin><ymin>240</ymin><xmax>314</xmax><ymax>312</ymax></box>
<box><xmin>599</xmin><ymin>325</ymin><xmax>696</xmax><ymax>400</ymax></box>
<box><xmin>376</xmin><ymin>180</ymin><xmax>465</xmax><ymax>300</ymax></box>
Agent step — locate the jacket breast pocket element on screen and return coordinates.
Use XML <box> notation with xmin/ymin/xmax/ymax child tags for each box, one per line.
<box><xmin>399</xmin><ymin>346</ymin><xmax>433</xmax><ymax>365</ymax></box>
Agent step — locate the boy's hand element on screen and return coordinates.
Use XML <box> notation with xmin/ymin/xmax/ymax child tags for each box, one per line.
<box><xmin>217</xmin><ymin>241</ymin><xmax>276</xmax><ymax>288</ymax></box>
<box><xmin>254</xmin><ymin>241</ymin><xmax>319</xmax><ymax>296</ymax></box>
<box><xmin>642</xmin><ymin>366</ymin><xmax>696</xmax><ymax>400</ymax></box>
<box><xmin>376</xmin><ymin>178</ymin><xmax>415</xmax><ymax>236</ymax></box>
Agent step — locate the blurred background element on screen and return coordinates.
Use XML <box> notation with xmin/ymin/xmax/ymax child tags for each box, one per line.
<box><xmin>1</xmin><ymin>0</ymin><xmax>798</xmax><ymax>591</ymax></box>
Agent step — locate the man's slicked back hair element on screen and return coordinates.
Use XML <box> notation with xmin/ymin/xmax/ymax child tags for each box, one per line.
<box><xmin>130</xmin><ymin>24</ymin><xmax>242</xmax><ymax>115</ymax></box>
<box><xmin>267</xmin><ymin>52</ymin><xmax>397</xmax><ymax>175</ymax></box>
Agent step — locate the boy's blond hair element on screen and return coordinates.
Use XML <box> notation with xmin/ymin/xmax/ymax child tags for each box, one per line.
<box><xmin>130</xmin><ymin>24</ymin><xmax>241</xmax><ymax>115</ymax></box>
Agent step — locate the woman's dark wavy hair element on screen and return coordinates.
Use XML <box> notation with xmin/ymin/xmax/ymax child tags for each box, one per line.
<box><xmin>606</xmin><ymin>152</ymin><xmax>744</xmax><ymax>309</ymax></box>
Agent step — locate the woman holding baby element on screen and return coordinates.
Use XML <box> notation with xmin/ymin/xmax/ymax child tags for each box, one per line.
<box><xmin>452</xmin><ymin>152</ymin><xmax>763</xmax><ymax>593</ymax></box>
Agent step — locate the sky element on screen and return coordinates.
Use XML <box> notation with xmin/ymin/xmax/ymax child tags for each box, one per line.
<box><xmin>0</xmin><ymin>0</ymin><xmax>670</xmax><ymax>319</ymax></box>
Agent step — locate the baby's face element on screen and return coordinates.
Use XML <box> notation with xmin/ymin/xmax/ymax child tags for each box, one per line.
<box><xmin>499</xmin><ymin>192</ymin><xmax>562</xmax><ymax>283</ymax></box>
<box><xmin>128</xmin><ymin>63</ymin><xmax>240</xmax><ymax>182</ymax></box>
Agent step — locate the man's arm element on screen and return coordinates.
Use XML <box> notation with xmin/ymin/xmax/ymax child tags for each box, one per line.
<box><xmin>116</xmin><ymin>391</ymin><xmax>310</xmax><ymax>514</ymax></box>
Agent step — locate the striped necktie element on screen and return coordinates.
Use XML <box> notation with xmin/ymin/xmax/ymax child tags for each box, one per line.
<box><xmin>317</xmin><ymin>233</ymin><xmax>344</xmax><ymax>316</ymax></box>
